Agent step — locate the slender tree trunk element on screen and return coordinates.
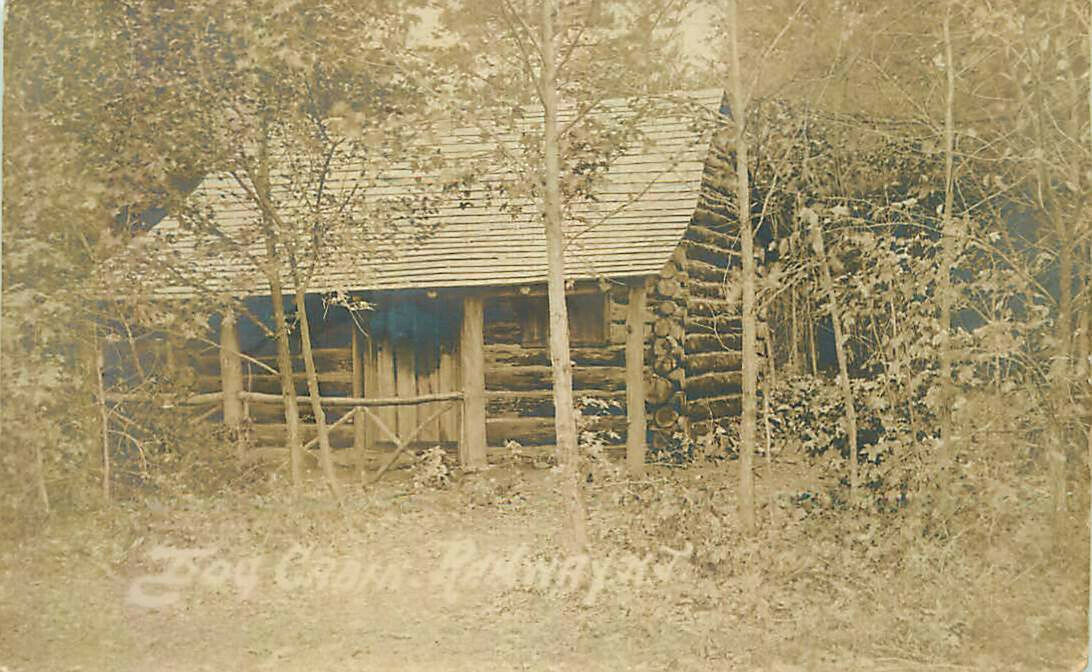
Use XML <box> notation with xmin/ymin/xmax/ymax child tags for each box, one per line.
<box><xmin>1030</xmin><ymin>32</ymin><xmax>1072</xmax><ymax>517</ymax></box>
<box><xmin>268</xmin><ymin>278</ymin><xmax>304</xmax><ymax>487</ymax></box>
<box><xmin>256</xmin><ymin>133</ymin><xmax>304</xmax><ymax>488</ymax></box>
<box><xmin>541</xmin><ymin>0</ymin><xmax>589</xmax><ymax>553</ymax></box>
<box><xmin>351</xmin><ymin>324</ymin><xmax>367</xmax><ymax>480</ymax></box>
<box><xmin>728</xmin><ymin>0</ymin><xmax>756</xmax><ymax>532</ymax></box>
<box><xmin>809</xmin><ymin>214</ymin><xmax>859</xmax><ymax>499</ymax></box>
<box><xmin>294</xmin><ymin>290</ymin><xmax>343</xmax><ymax>503</ymax></box>
<box><xmin>938</xmin><ymin>7</ymin><xmax>957</xmax><ymax>465</ymax></box>
<box><xmin>94</xmin><ymin>337</ymin><xmax>111</xmax><ymax>502</ymax></box>
<box><xmin>1084</xmin><ymin>12</ymin><xmax>1091</xmax><ymax>667</ymax></box>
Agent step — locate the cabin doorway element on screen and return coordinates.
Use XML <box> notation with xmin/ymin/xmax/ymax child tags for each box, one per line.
<box><xmin>364</xmin><ymin>295</ymin><xmax>461</xmax><ymax>447</ymax></box>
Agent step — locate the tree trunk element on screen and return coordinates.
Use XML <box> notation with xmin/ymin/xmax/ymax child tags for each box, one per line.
<box><xmin>256</xmin><ymin>126</ymin><xmax>304</xmax><ymax>489</ymax></box>
<box><xmin>1029</xmin><ymin>20</ymin><xmax>1071</xmax><ymax>517</ymax></box>
<box><xmin>269</xmin><ymin>280</ymin><xmax>304</xmax><ymax>487</ymax></box>
<box><xmin>294</xmin><ymin>290</ymin><xmax>343</xmax><ymax>503</ymax></box>
<box><xmin>809</xmin><ymin>213</ymin><xmax>859</xmax><ymax>499</ymax></box>
<box><xmin>541</xmin><ymin>0</ymin><xmax>589</xmax><ymax>553</ymax></box>
<box><xmin>351</xmin><ymin>324</ymin><xmax>367</xmax><ymax>480</ymax></box>
<box><xmin>938</xmin><ymin>7</ymin><xmax>956</xmax><ymax>466</ymax></box>
<box><xmin>94</xmin><ymin>337</ymin><xmax>111</xmax><ymax>502</ymax></box>
<box><xmin>728</xmin><ymin>0</ymin><xmax>756</xmax><ymax>532</ymax></box>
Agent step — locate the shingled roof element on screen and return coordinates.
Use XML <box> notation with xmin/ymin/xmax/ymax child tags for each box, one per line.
<box><xmin>135</xmin><ymin>89</ymin><xmax>726</xmax><ymax>298</ymax></box>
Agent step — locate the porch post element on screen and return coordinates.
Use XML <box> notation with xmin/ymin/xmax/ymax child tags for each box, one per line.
<box><xmin>626</xmin><ymin>280</ymin><xmax>648</xmax><ymax>474</ymax></box>
<box><xmin>219</xmin><ymin>308</ymin><xmax>244</xmax><ymax>459</ymax></box>
<box><xmin>351</xmin><ymin>324</ymin><xmax>367</xmax><ymax>473</ymax></box>
<box><xmin>459</xmin><ymin>294</ymin><xmax>487</xmax><ymax>468</ymax></box>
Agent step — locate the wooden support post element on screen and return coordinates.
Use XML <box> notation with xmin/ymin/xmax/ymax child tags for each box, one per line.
<box><xmin>351</xmin><ymin>325</ymin><xmax>367</xmax><ymax>474</ymax></box>
<box><xmin>219</xmin><ymin>308</ymin><xmax>245</xmax><ymax>460</ymax></box>
<box><xmin>459</xmin><ymin>294</ymin><xmax>487</xmax><ymax>468</ymax></box>
<box><xmin>626</xmin><ymin>280</ymin><xmax>648</xmax><ymax>474</ymax></box>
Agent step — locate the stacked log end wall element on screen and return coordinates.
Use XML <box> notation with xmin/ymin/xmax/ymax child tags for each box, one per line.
<box><xmin>684</xmin><ymin>215</ymin><xmax>745</xmax><ymax>438</ymax></box>
<box><xmin>646</xmin><ymin>249</ymin><xmax>688</xmax><ymax>452</ymax></box>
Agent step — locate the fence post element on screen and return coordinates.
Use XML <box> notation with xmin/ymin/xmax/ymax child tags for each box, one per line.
<box><xmin>219</xmin><ymin>308</ymin><xmax>244</xmax><ymax>460</ymax></box>
<box><xmin>626</xmin><ymin>280</ymin><xmax>648</xmax><ymax>474</ymax></box>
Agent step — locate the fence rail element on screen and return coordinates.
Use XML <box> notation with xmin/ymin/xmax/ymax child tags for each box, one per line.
<box><xmin>237</xmin><ymin>390</ymin><xmax>464</xmax><ymax>407</ymax></box>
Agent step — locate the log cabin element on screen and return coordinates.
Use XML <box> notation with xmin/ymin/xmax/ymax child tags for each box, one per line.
<box><xmin>118</xmin><ymin>89</ymin><xmax>757</xmax><ymax>468</ymax></box>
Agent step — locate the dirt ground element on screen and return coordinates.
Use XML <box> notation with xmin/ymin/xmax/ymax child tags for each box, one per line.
<box><xmin>1</xmin><ymin>457</ymin><xmax>1087</xmax><ymax>672</ymax></box>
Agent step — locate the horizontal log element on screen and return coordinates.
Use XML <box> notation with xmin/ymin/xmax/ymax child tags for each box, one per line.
<box><xmin>688</xmin><ymin>279</ymin><xmax>728</xmax><ymax>300</ymax></box>
<box><xmin>685</xmin><ymin>314</ymin><xmax>741</xmax><ymax>334</ymax></box>
<box><xmin>686</xmin><ymin>258</ymin><xmax>734</xmax><ymax>283</ymax></box>
<box><xmin>240</xmin><ymin>390</ymin><xmax>463</xmax><ymax>407</ymax></box>
<box><xmin>487</xmin><ymin>415</ymin><xmax>627</xmax><ymax>446</ymax></box>
<box><xmin>691</xmin><ymin>207</ymin><xmax>734</xmax><ymax>230</ymax></box>
<box><xmin>686</xmin><ymin>223</ymin><xmax>738</xmax><ymax>250</ymax></box>
<box><xmin>688</xmin><ymin>394</ymin><xmax>742</xmax><ymax>421</ymax></box>
<box><xmin>485</xmin><ymin>389</ymin><xmax>627</xmax><ymax>417</ymax></box>
<box><xmin>485</xmin><ymin>365</ymin><xmax>626</xmax><ymax>392</ymax></box>
<box><xmin>683</xmin><ymin>240</ymin><xmax>735</xmax><ymax>269</ymax></box>
<box><xmin>686</xmin><ymin>351</ymin><xmax>743</xmax><ymax>376</ymax></box>
<box><xmin>686</xmin><ymin>333</ymin><xmax>743</xmax><ymax>352</ymax></box>
<box><xmin>687</xmin><ymin>371</ymin><xmax>743</xmax><ymax>399</ymax></box>
<box><xmin>486</xmin><ymin>343</ymin><xmax>626</xmax><ymax>367</ymax></box>
<box><xmin>689</xmin><ymin>297</ymin><xmax>734</xmax><ymax>318</ymax></box>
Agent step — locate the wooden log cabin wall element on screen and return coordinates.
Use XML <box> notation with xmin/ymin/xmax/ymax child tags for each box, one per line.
<box><xmin>114</xmin><ymin>224</ymin><xmax>758</xmax><ymax>465</ymax></box>
<box><xmin>174</xmin><ymin>287</ymin><xmax>641</xmax><ymax>454</ymax></box>
<box><xmin>683</xmin><ymin>211</ymin><xmax>750</xmax><ymax>439</ymax></box>
<box><xmin>107</xmin><ymin>90</ymin><xmax>765</xmax><ymax>466</ymax></box>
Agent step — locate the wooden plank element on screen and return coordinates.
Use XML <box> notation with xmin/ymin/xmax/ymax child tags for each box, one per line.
<box><xmin>459</xmin><ymin>295</ymin><xmax>487</xmax><ymax>467</ymax></box>
<box><xmin>394</xmin><ymin>336</ymin><xmax>418</xmax><ymax>439</ymax></box>
<box><xmin>416</xmin><ymin>309</ymin><xmax>440</xmax><ymax>443</ymax></box>
<box><xmin>375</xmin><ymin>335</ymin><xmax>397</xmax><ymax>436</ymax></box>
<box><xmin>625</xmin><ymin>282</ymin><xmax>648</xmax><ymax>474</ymax></box>
<box><xmin>438</xmin><ymin>334</ymin><xmax>459</xmax><ymax>443</ymax></box>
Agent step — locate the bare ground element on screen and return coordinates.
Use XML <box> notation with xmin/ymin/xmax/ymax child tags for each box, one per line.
<box><xmin>1</xmin><ymin>458</ymin><xmax>1087</xmax><ymax>672</ymax></box>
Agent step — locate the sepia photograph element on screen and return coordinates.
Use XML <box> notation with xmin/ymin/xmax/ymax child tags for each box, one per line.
<box><xmin>1</xmin><ymin>0</ymin><xmax>1090</xmax><ymax>669</ymax></box>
